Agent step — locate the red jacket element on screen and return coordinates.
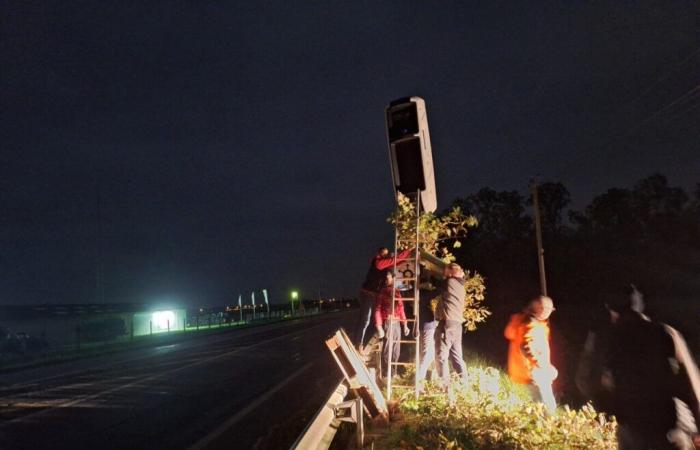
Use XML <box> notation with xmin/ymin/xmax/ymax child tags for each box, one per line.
<box><xmin>374</xmin><ymin>286</ymin><xmax>406</xmax><ymax>328</ymax></box>
<box><xmin>360</xmin><ymin>249</ymin><xmax>412</xmax><ymax>292</ymax></box>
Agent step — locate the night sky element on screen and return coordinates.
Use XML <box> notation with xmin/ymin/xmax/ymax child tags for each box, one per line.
<box><xmin>2</xmin><ymin>2</ymin><xmax>698</xmax><ymax>306</ymax></box>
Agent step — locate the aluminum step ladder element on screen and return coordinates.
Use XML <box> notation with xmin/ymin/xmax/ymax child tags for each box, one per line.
<box><xmin>386</xmin><ymin>191</ymin><xmax>422</xmax><ymax>400</ymax></box>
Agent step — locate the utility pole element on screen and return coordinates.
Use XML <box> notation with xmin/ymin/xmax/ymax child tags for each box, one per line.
<box><xmin>531</xmin><ymin>179</ymin><xmax>548</xmax><ymax>296</ymax></box>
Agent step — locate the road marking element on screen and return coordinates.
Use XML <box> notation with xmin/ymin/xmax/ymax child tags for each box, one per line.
<box><xmin>0</xmin><ymin>315</ymin><xmax>338</xmax><ymax>392</ymax></box>
<box><xmin>0</xmin><ymin>321</ymin><xmax>330</xmax><ymax>426</ymax></box>
<box><xmin>187</xmin><ymin>362</ymin><xmax>314</xmax><ymax>450</ymax></box>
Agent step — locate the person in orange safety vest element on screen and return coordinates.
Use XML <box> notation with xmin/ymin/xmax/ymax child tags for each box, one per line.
<box><xmin>504</xmin><ymin>295</ymin><xmax>558</xmax><ymax>413</ymax></box>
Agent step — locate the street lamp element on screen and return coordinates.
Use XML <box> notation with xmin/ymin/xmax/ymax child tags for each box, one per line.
<box><xmin>290</xmin><ymin>290</ymin><xmax>299</xmax><ymax>315</ymax></box>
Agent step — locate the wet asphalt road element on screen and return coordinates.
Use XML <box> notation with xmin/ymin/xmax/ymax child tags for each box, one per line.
<box><xmin>0</xmin><ymin>311</ymin><xmax>354</xmax><ymax>450</ymax></box>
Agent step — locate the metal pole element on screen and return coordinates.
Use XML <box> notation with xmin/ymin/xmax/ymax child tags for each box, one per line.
<box><xmin>531</xmin><ymin>180</ymin><xmax>548</xmax><ymax>296</ymax></box>
<box><xmin>387</xmin><ymin>226</ymin><xmax>400</xmax><ymax>400</ymax></box>
<box><xmin>414</xmin><ymin>191</ymin><xmax>421</xmax><ymax>398</ymax></box>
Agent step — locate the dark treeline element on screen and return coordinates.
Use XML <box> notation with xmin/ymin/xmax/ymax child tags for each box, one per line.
<box><xmin>447</xmin><ymin>173</ymin><xmax>700</xmax><ymax>403</ymax></box>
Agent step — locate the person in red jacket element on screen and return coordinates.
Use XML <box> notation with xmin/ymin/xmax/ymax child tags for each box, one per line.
<box><xmin>374</xmin><ymin>270</ymin><xmax>409</xmax><ymax>378</ymax></box>
<box><xmin>355</xmin><ymin>246</ymin><xmax>412</xmax><ymax>350</ymax></box>
<box><xmin>504</xmin><ymin>295</ymin><xmax>558</xmax><ymax>413</ymax></box>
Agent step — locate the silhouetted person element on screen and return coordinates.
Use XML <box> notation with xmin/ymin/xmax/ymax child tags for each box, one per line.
<box><xmin>505</xmin><ymin>295</ymin><xmax>558</xmax><ymax>414</ymax></box>
<box><xmin>374</xmin><ymin>270</ymin><xmax>409</xmax><ymax>378</ymax></box>
<box><xmin>355</xmin><ymin>246</ymin><xmax>411</xmax><ymax>351</ymax></box>
<box><xmin>602</xmin><ymin>285</ymin><xmax>700</xmax><ymax>450</ymax></box>
<box><xmin>435</xmin><ymin>263</ymin><xmax>468</xmax><ymax>388</ymax></box>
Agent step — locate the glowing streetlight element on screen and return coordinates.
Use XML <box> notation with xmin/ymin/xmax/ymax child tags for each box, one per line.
<box><xmin>290</xmin><ymin>290</ymin><xmax>299</xmax><ymax>315</ymax></box>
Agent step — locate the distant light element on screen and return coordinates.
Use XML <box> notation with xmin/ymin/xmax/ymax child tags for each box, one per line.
<box><xmin>291</xmin><ymin>291</ymin><xmax>299</xmax><ymax>300</ymax></box>
<box><xmin>152</xmin><ymin>310</ymin><xmax>175</xmax><ymax>330</ymax></box>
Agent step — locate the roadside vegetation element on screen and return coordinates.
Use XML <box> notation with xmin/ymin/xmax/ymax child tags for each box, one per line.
<box><xmin>373</xmin><ymin>174</ymin><xmax>700</xmax><ymax>448</ymax></box>
<box><xmin>375</xmin><ymin>365</ymin><xmax>617</xmax><ymax>450</ymax></box>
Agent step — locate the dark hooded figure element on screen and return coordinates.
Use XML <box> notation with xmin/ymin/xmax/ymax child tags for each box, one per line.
<box><xmin>601</xmin><ymin>285</ymin><xmax>700</xmax><ymax>450</ymax></box>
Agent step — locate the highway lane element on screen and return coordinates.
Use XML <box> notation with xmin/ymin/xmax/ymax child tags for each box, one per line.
<box><xmin>0</xmin><ymin>311</ymin><xmax>355</xmax><ymax>449</ymax></box>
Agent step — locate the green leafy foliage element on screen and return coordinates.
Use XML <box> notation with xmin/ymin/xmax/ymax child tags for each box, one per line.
<box><xmin>376</xmin><ymin>366</ymin><xmax>617</xmax><ymax>450</ymax></box>
<box><xmin>462</xmin><ymin>271</ymin><xmax>490</xmax><ymax>331</ymax></box>
<box><xmin>389</xmin><ymin>192</ymin><xmax>488</xmax><ymax>331</ymax></box>
<box><xmin>389</xmin><ymin>192</ymin><xmax>478</xmax><ymax>262</ymax></box>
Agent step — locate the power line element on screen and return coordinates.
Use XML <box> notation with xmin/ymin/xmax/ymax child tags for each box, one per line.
<box><xmin>626</xmin><ymin>84</ymin><xmax>700</xmax><ymax>135</ymax></box>
<box><xmin>627</xmin><ymin>46</ymin><xmax>700</xmax><ymax>106</ymax></box>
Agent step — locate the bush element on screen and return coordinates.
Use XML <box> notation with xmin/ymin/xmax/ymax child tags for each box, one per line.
<box><xmin>376</xmin><ymin>366</ymin><xmax>616</xmax><ymax>449</ymax></box>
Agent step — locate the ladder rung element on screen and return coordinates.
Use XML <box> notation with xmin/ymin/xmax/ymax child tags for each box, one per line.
<box><xmin>391</xmin><ymin>361</ymin><xmax>416</xmax><ymax>366</ymax></box>
<box><xmin>396</xmin><ymin>339</ymin><xmax>417</xmax><ymax>343</ymax></box>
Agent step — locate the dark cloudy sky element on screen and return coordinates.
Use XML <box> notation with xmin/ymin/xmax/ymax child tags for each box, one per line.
<box><xmin>1</xmin><ymin>2</ymin><xmax>698</xmax><ymax>306</ymax></box>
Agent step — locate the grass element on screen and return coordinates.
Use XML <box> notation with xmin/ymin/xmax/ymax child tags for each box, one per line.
<box><xmin>373</xmin><ymin>364</ymin><xmax>617</xmax><ymax>450</ymax></box>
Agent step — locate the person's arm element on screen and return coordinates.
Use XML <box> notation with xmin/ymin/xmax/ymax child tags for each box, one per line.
<box><xmin>374</xmin><ymin>297</ymin><xmax>384</xmax><ymax>330</ymax></box>
<box><xmin>664</xmin><ymin>325</ymin><xmax>700</xmax><ymax>427</ymax></box>
<box><xmin>395</xmin><ymin>292</ymin><xmax>410</xmax><ymax>335</ymax></box>
<box><xmin>525</xmin><ymin>320</ymin><xmax>557</xmax><ymax>384</ymax></box>
<box><xmin>374</xmin><ymin>248</ymin><xmax>414</xmax><ymax>270</ymax></box>
<box><xmin>523</xmin><ymin>321</ymin><xmax>548</xmax><ymax>366</ymax></box>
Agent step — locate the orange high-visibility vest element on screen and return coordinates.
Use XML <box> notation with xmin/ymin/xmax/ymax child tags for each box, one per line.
<box><xmin>504</xmin><ymin>312</ymin><xmax>551</xmax><ymax>384</ymax></box>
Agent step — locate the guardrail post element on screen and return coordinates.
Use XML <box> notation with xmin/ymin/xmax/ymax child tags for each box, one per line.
<box><xmin>335</xmin><ymin>398</ymin><xmax>364</xmax><ymax>449</ymax></box>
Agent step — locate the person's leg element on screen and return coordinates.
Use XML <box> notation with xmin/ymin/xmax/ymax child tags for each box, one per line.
<box><xmin>391</xmin><ymin>321</ymin><xmax>401</xmax><ymax>364</ymax></box>
<box><xmin>381</xmin><ymin>321</ymin><xmax>392</xmax><ymax>377</ymax></box>
<box><xmin>446</xmin><ymin>321</ymin><xmax>467</xmax><ymax>383</ymax></box>
<box><xmin>355</xmin><ymin>291</ymin><xmax>373</xmax><ymax>347</ymax></box>
<box><xmin>535</xmin><ymin>382</ymin><xmax>557</xmax><ymax>414</ymax></box>
<box><xmin>435</xmin><ymin>321</ymin><xmax>451</xmax><ymax>387</ymax></box>
<box><xmin>417</xmin><ymin>324</ymin><xmax>436</xmax><ymax>381</ymax></box>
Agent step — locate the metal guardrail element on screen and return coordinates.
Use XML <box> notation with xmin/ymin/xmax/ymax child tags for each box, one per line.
<box><xmin>292</xmin><ymin>328</ymin><xmax>387</xmax><ymax>450</ymax></box>
<box><xmin>290</xmin><ymin>379</ymin><xmax>351</xmax><ymax>450</ymax></box>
